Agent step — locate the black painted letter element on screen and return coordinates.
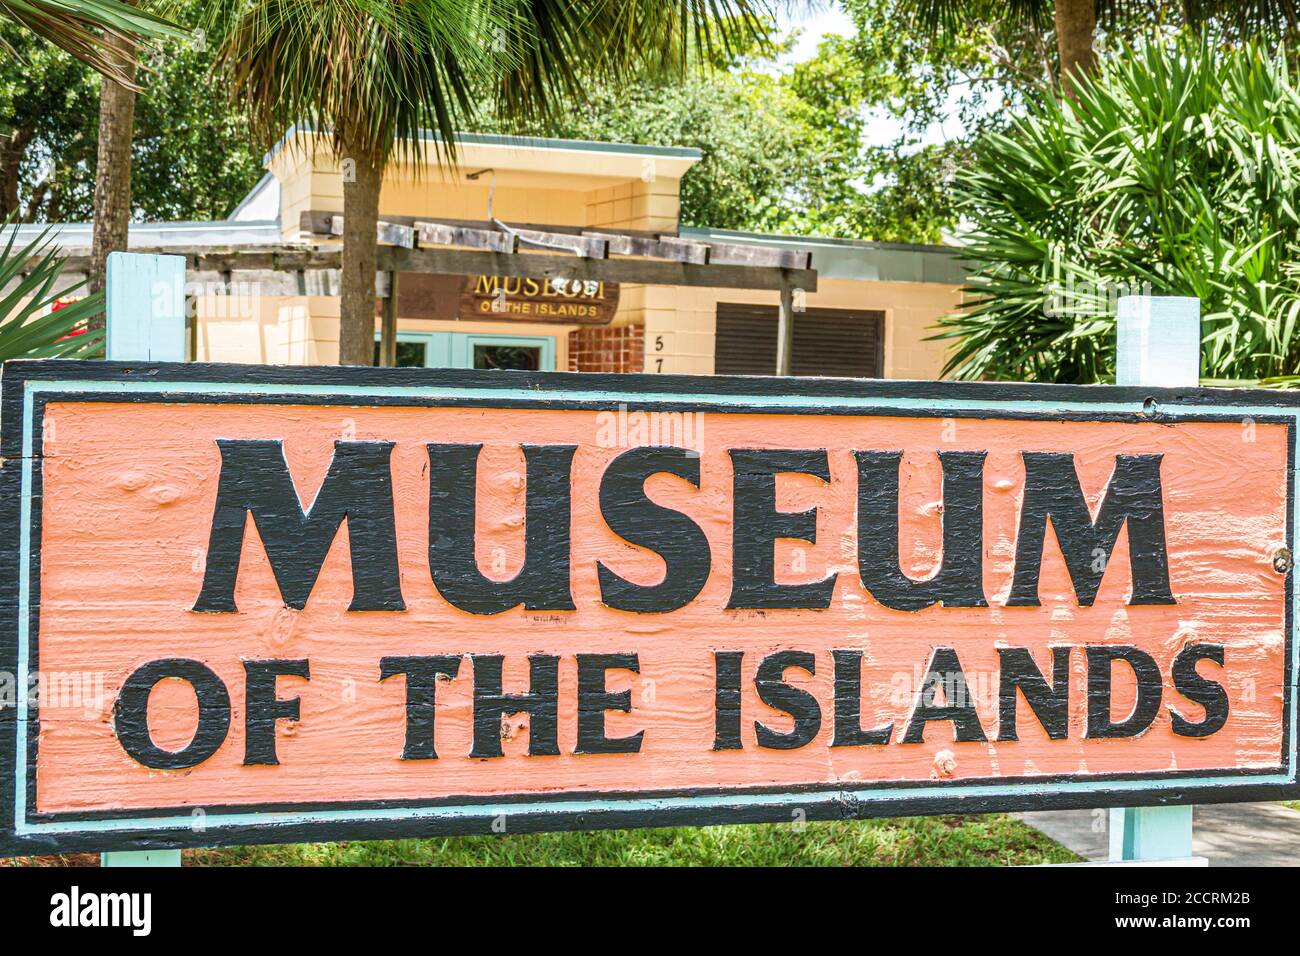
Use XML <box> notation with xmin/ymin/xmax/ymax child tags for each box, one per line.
<box><xmin>831</xmin><ymin>649</ymin><xmax>893</xmax><ymax>746</ymax></box>
<box><xmin>1009</xmin><ymin>453</ymin><xmax>1174</xmax><ymax>607</ymax></box>
<box><xmin>575</xmin><ymin>653</ymin><xmax>644</xmax><ymax>754</ymax></box>
<box><xmin>713</xmin><ymin>651</ymin><xmax>744</xmax><ymax>751</ymax></box>
<box><xmin>754</xmin><ymin>650</ymin><xmax>821</xmax><ymax>749</ymax></box>
<box><xmin>379</xmin><ymin>655</ymin><xmax>462</xmax><ymax>759</ymax></box>
<box><xmin>1085</xmin><ymin>646</ymin><xmax>1162</xmax><ymax>738</ymax></box>
<box><xmin>598</xmin><ymin>446</ymin><xmax>711</xmax><ymax>612</ymax></box>
<box><xmin>428</xmin><ymin>444</ymin><xmax>576</xmax><ymax>614</ymax></box>
<box><xmin>194</xmin><ymin>440</ymin><xmax>404</xmax><ymax>612</ymax></box>
<box><xmin>114</xmin><ymin>658</ymin><xmax>231</xmax><ymax>770</ymax></box>
<box><xmin>470</xmin><ymin>655</ymin><xmax>560</xmax><ymax>757</ymax></box>
<box><xmin>997</xmin><ymin>647</ymin><xmax>1071</xmax><ymax>740</ymax></box>
<box><xmin>903</xmin><ymin>647</ymin><xmax>987</xmax><ymax>743</ymax></box>
<box><xmin>856</xmin><ymin>451</ymin><xmax>987</xmax><ymax>610</ymax></box>
<box><xmin>243</xmin><ymin>659</ymin><xmax>310</xmax><ymax>765</ymax></box>
<box><xmin>728</xmin><ymin>449</ymin><xmax>835</xmax><ymax>609</ymax></box>
<box><xmin>1169</xmin><ymin>644</ymin><xmax>1229</xmax><ymax>738</ymax></box>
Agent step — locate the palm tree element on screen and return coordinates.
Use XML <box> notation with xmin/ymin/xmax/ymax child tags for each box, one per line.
<box><xmin>3</xmin><ymin>2</ymin><xmax>187</xmax><ymax>312</ymax></box>
<box><xmin>1</xmin><ymin>0</ymin><xmax>184</xmax><ymax>84</ymax></box>
<box><xmin>88</xmin><ymin>26</ymin><xmax>138</xmax><ymax>306</ymax></box>
<box><xmin>209</xmin><ymin>0</ymin><xmax>774</xmax><ymax>366</ymax></box>
<box><xmin>906</xmin><ymin>1</ymin><xmax>1300</xmax><ymax>92</ymax></box>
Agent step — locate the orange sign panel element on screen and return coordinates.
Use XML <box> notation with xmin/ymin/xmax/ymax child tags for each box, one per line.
<box><xmin>1</xmin><ymin>361</ymin><xmax>1296</xmax><ymax>853</ymax></box>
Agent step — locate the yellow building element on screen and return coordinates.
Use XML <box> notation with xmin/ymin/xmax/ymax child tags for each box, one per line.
<box><xmin>44</xmin><ymin>128</ymin><xmax>967</xmax><ymax>378</ymax></box>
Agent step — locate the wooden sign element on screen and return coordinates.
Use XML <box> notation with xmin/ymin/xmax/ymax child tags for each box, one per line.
<box><xmin>460</xmin><ymin>274</ymin><xmax>619</xmax><ymax>325</ymax></box>
<box><xmin>1</xmin><ymin>360</ymin><xmax>1297</xmax><ymax>854</ymax></box>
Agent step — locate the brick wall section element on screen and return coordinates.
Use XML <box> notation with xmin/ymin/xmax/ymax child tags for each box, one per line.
<box><xmin>568</xmin><ymin>324</ymin><xmax>644</xmax><ymax>373</ymax></box>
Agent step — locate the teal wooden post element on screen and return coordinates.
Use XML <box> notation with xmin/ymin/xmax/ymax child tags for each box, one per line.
<box><xmin>1108</xmin><ymin>805</ymin><xmax>1194</xmax><ymax>861</ymax></box>
<box><xmin>102</xmin><ymin>850</ymin><xmax>184</xmax><ymax>867</ymax></box>
<box><xmin>1109</xmin><ymin>294</ymin><xmax>1200</xmax><ymax>862</ymax></box>
<box><xmin>106</xmin><ymin>251</ymin><xmax>187</xmax><ymax>363</ymax></box>
<box><xmin>101</xmin><ymin>251</ymin><xmax>187</xmax><ymax>869</ymax></box>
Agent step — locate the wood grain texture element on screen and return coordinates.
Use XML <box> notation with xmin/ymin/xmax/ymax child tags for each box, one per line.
<box><xmin>30</xmin><ymin>404</ymin><xmax>1289</xmax><ymax>810</ymax></box>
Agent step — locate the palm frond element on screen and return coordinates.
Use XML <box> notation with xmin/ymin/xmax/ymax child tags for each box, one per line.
<box><xmin>493</xmin><ymin>0</ymin><xmax>777</xmax><ymax>126</ymax></box>
<box><xmin>0</xmin><ymin>0</ymin><xmax>187</xmax><ymax>85</ymax></box>
<box><xmin>0</xmin><ymin>223</ymin><xmax>104</xmax><ymax>362</ymax></box>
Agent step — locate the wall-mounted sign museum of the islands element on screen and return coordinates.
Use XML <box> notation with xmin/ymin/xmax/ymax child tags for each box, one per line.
<box><xmin>460</xmin><ymin>274</ymin><xmax>620</xmax><ymax>325</ymax></box>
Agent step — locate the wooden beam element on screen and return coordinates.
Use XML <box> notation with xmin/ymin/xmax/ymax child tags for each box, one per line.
<box><xmin>776</xmin><ymin>278</ymin><xmax>795</xmax><ymax>375</ymax></box>
<box><xmin>584</xmin><ymin>231</ymin><xmax>709</xmax><ymax>264</ymax></box>
<box><xmin>299</xmin><ymin>210</ymin><xmax>810</xmax><ymax>267</ymax></box>
<box><xmin>413</xmin><ymin>221</ymin><xmax>516</xmax><ymax>253</ymax></box>
<box><xmin>377</xmin><ymin>246</ymin><xmax>818</xmax><ymax>292</ymax></box>
<box><xmin>380</xmin><ymin>271</ymin><xmax>398</xmax><ymax>366</ymax></box>
<box><xmin>510</xmin><ymin>226</ymin><xmax>608</xmax><ymax>259</ymax></box>
<box><xmin>701</xmin><ymin>240</ymin><xmax>811</xmax><ymax>271</ymax></box>
<box><xmin>655</xmin><ymin>236</ymin><xmax>712</xmax><ymax>264</ymax></box>
<box><xmin>299</xmin><ymin>211</ymin><xmax>415</xmax><ymax>248</ymax></box>
<box><xmin>61</xmin><ymin>245</ymin><xmax>335</xmax><ymax>274</ymax></box>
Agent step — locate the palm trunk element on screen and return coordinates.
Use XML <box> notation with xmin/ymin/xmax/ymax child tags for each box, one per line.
<box><xmin>89</xmin><ymin>32</ymin><xmax>138</xmax><ymax>323</ymax></box>
<box><xmin>1</xmin><ymin>121</ymin><xmax>36</xmax><ymax>220</ymax></box>
<box><xmin>338</xmin><ymin>133</ymin><xmax>382</xmax><ymax>366</ymax></box>
<box><xmin>1055</xmin><ymin>0</ymin><xmax>1097</xmax><ymax>97</ymax></box>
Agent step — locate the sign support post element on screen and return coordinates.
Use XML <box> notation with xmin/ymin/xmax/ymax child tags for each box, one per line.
<box><xmin>776</xmin><ymin>276</ymin><xmax>794</xmax><ymax>375</ymax></box>
<box><xmin>1109</xmin><ymin>293</ymin><xmax>1201</xmax><ymax>862</ymax></box>
<box><xmin>100</xmin><ymin>251</ymin><xmax>187</xmax><ymax>869</ymax></box>
<box><xmin>379</xmin><ymin>271</ymin><xmax>398</xmax><ymax>366</ymax></box>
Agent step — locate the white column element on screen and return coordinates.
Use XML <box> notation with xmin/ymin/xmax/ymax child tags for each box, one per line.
<box><xmin>1108</xmin><ymin>294</ymin><xmax>1200</xmax><ymax>862</ymax></box>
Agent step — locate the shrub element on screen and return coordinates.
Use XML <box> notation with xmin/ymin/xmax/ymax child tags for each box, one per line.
<box><xmin>937</xmin><ymin>38</ymin><xmax>1300</xmax><ymax>385</ymax></box>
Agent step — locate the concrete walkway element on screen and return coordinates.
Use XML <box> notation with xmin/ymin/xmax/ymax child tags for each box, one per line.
<box><xmin>1016</xmin><ymin>802</ymin><xmax>1300</xmax><ymax>865</ymax></box>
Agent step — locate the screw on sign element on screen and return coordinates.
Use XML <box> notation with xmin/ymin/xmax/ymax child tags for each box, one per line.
<box><xmin>0</xmin><ymin>361</ymin><xmax>1297</xmax><ymax>856</ymax></box>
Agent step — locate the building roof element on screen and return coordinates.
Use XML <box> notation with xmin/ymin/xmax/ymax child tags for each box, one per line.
<box><xmin>10</xmin><ymin>219</ymin><xmax>283</xmax><ymax>248</ymax></box>
<box><xmin>263</xmin><ymin>124</ymin><xmax>704</xmax><ymax>167</ymax></box>
<box><xmin>680</xmin><ymin>226</ymin><xmax>968</xmax><ymax>285</ymax></box>
<box><xmin>264</xmin><ymin>125</ymin><xmax>704</xmax><ymax>190</ymax></box>
<box><xmin>228</xmin><ymin>172</ymin><xmax>278</xmax><ymax>221</ymax></box>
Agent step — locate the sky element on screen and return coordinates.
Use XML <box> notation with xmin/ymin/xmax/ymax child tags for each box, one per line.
<box><xmin>779</xmin><ymin>3</ymin><xmax>857</xmax><ymax>61</ymax></box>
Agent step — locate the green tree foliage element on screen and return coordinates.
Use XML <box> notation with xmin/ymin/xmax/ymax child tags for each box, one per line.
<box><xmin>485</xmin><ymin>27</ymin><xmax>961</xmax><ymax>243</ymax></box>
<box><xmin>0</xmin><ymin>20</ymin><xmax>264</xmax><ymax>222</ymax></box>
<box><xmin>834</xmin><ymin>0</ymin><xmax>1107</xmax><ymax>242</ymax></box>
<box><xmin>938</xmin><ymin>38</ymin><xmax>1300</xmax><ymax>384</ymax></box>
<box><xmin>495</xmin><ymin>40</ymin><xmax>857</xmax><ymax>236</ymax></box>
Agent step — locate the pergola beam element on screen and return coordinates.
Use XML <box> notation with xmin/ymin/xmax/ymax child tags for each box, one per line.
<box><xmin>53</xmin><ymin>244</ymin><xmax>817</xmax><ymax>293</ymax></box>
<box><xmin>297</xmin><ymin>210</ymin><xmax>814</xmax><ymax>271</ymax></box>
<box><xmin>378</xmin><ymin>245</ymin><xmax>817</xmax><ymax>292</ymax></box>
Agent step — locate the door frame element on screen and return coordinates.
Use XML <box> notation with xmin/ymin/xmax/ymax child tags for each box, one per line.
<box><xmin>374</xmin><ymin>330</ymin><xmax>556</xmax><ymax>370</ymax></box>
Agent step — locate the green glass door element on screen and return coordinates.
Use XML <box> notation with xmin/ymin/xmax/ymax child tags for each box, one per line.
<box><xmin>375</xmin><ymin>332</ymin><xmax>555</xmax><ymax>370</ymax></box>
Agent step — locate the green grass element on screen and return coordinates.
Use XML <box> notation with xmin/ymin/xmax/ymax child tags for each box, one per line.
<box><xmin>166</xmin><ymin>815</ymin><xmax>1078</xmax><ymax>867</ymax></box>
<box><xmin>5</xmin><ymin>815</ymin><xmax>1078</xmax><ymax>868</ymax></box>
